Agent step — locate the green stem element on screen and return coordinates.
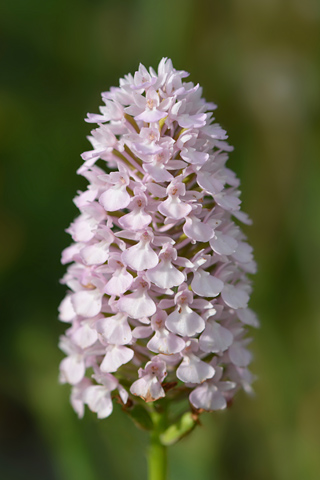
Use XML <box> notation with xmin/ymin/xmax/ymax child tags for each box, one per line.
<box><xmin>148</xmin><ymin>410</ymin><xmax>167</xmax><ymax>480</ymax></box>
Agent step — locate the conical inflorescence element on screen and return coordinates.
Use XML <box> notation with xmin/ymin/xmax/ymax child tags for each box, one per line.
<box><xmin>59</xmin><ymin>58</ymin><xmax>258</xmax><ymax>420</ymax></box>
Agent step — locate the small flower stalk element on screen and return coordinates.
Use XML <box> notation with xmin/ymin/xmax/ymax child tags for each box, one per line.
<box><xmin>59</xmin><ymin>58</ymin><xmax>258</xmax><ymax>465</ymax></box>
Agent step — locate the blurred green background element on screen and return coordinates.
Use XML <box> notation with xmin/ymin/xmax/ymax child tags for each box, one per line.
<box><xmin>1</xmin><ymin>0</ymin><xmax>320</xmax><ymax>479</ymax></box>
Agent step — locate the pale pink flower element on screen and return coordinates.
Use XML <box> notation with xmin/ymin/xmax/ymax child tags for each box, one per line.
<box><xmin>59</xmin><ymin>58</ymin><xmax>258</xmax><ymax>421</ymax></box>
<box><xmin>130</xmin><ymin>357</ymin><xmax>167</xmax><ymax>402</ymax></box>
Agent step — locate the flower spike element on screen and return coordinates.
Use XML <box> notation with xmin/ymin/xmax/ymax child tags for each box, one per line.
<box><xmin>59</xmin><ymin>58</ymin><xmax>258</xmax><ymax>422</ymax></box>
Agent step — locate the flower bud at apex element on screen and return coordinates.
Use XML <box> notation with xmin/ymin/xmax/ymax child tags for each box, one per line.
<box><xmin>59</xmin><ymin>58</ymin><xmax>258</xmax><ymax>424</ymax></box>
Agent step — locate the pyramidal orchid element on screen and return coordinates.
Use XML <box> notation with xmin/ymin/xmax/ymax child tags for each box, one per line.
<box><xmin>59</xmin><ymin>58</ymin><xmax>258</xmax><ymax>480</ymax></box>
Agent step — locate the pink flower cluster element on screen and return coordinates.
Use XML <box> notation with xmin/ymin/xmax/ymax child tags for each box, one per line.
<box><xmin>59</xmin><ymin>58</ymin><xmax>258</xmax><ymax>420</ymax></box>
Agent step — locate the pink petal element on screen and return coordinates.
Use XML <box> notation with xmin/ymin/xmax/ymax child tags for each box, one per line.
<box><xmin>80</xmin><ymin>240</ymin><xmax>110</xmax><ymax>265</ymax></box>
<box><xmin>180</xmin><ymin>149</ymin><xmax>209</xmax><ymax>165</ymax></box>
<box><xmin>214</xmin><ymin>193</ymin><xmax>241</xmax><ymax>211</ymax></box>
<box><xmin>97</xmin><ymin>314</ymin><xmax>132</xmax><ymax>345</ymax></box>
<box><xmin>146</xmin><ymin>260</ymin><xmax>185</xmax><ymax>289</ymax></box>
<box><xmin>177</xmin><ymin>113</ymin><xmax>207</xmax><ymax>128</ymax></box>
<box><xmin>72</xmin><ymin>289</ymin><xmax>102</xmax><ymax>318</ymax></box>
<box><xmin>189</xmin><ymin>383</ymin><xmax>227</xmax><ymax>411</ymax></box>
<box><xmin>61</xmin><ymin>243</ymin><xmax>82</xmax><ymax>265</ymax></box>
<box><xmin>232</xmin><ymin>242</ymin><xmax>254</xmax><ymax>263</ymax></box>
<box><xmin>68</xmin><ymin>214</ymin><xmax>97</xmax><ymax>243</ymax></box>
<box><xmin>197</xmin><ymin>171</ymin><xmax>224</xmax><ymax>195</ymax></box>
<box><xmin>73</xmin><ymin>323</ymin><xmax>98</xmax><ymax>348</ymax></box>
<box><xmin>147</xmin><ymin>330</ymin><xmax>185</xmax><ymax>355</ymax></box>
<box><xmin>132</xmin><ymin>326</ymin><xmax>153</xmax><ymax>338</ymax></box>
<box><xmin>210</xmin><ymin>232</ymin><xmax>238</xmax><ymax>255</ymax></box>
<box><xmin>135</xmin><ymin>109</ymin><xmax>167</xmax><ymax>122</ymax></box>
<box><xmin>85</xmin><ymin>113</ymin><xmax>109</xmax><ymax>123</ymax></box>
<box><xmin>229</xmin><ymin>343</ymin><xmax>252</xmax><ymax>367</ymax></box>
<box><xmin>58</xmin><ymin>295</ymin><xmax>76</xmax><ymax>322</ymax></box>
<box><xmin>237</xmin><ymin>308</ymin><xmax>259</xmax><ymax>328</ymax></box>
<box><xmin>100</xmin><ymin>345</ymin><xmax>134</xmax><ymax>373</ymax></box>
<box><xmin>191</xmin><ymin>269</ymin><xmax>223</xmax><ymax>297</ymax></box>
<box><xmin>176</xmin><ymin>355</ymin><xmax>215</xmax><ymax>384</ymax></box>
<box><xmin>133</xmin><ymin>142</ymin><xmax>163</xmax><ymax>155</ymax></box>
<box><xmin>119</xmin><ymin>290</ymin><xmax>156</xmax><ymax>319</ymax></box>
<box><xmin>166</xmin><ymin>307</ymin><xmax>205</xmax><ymax>337</ymax></box>
<box><xmin>183</xmin><ymin>216</ymin><xmax>214</xmax><ymax>242</ymax></box>
<box><xmin>60</xmin><ymin>355</ymin><xmax>85</xmax><ymax>385</ymax></box>
<box><xmin>122</xmin><ymin>241</ymin><xmax>158</xmax><ymax>271</ymax></box>
<box><xmin>99</xmin><ymin>187</ymin><xmax>131</xmax><ymax>211</ymax></box>
<box><xmin>118</xmin><ymin>209</ymin><xmax>152</xmax><ymax>231</ymax></box>
<box><xmin>104</xmin><ymin>269</ymin><xmax>133</xmax><ymax>296</ymax></box>
<box><xmin>221</xmin><ymin>284</ymin><xmax>249</xmax><ymax>309</ymax></box>
<box><xmin>130</xmin><ymin>375</ymin><xmax>165</xmax><ymax>402</ymax></box>
<box><xmin>70</xmin><ymin>378</ymin><xmax>91</xmax><ymax>418</ymax></box>
<box><xmin>233</xmin><ymin>210</ymin><xmax>252</xmax><ymax>225</ymax></box>
<box><xmin>158</xmin><ymin>197</ymin><xmax>192</xmax><ymax>220</ymax></box>
<box><xmin>199</xmin><ymin>321</ymin><xmax>233</xmax><ymax>353</ymax></box>
<box><xmin>118</xmin><ymin>384</ymin><xmax>129</xmax><ymax>404</ymax></box>
<box><xmin>84</xmin><ymin>386</ymin><xmax>113</xmax><ymax>419</ymax></box>
<box><xmin>143</xmin><ymin>163</ymin><xmax>173</xmax><ymax>182</ymax></box>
